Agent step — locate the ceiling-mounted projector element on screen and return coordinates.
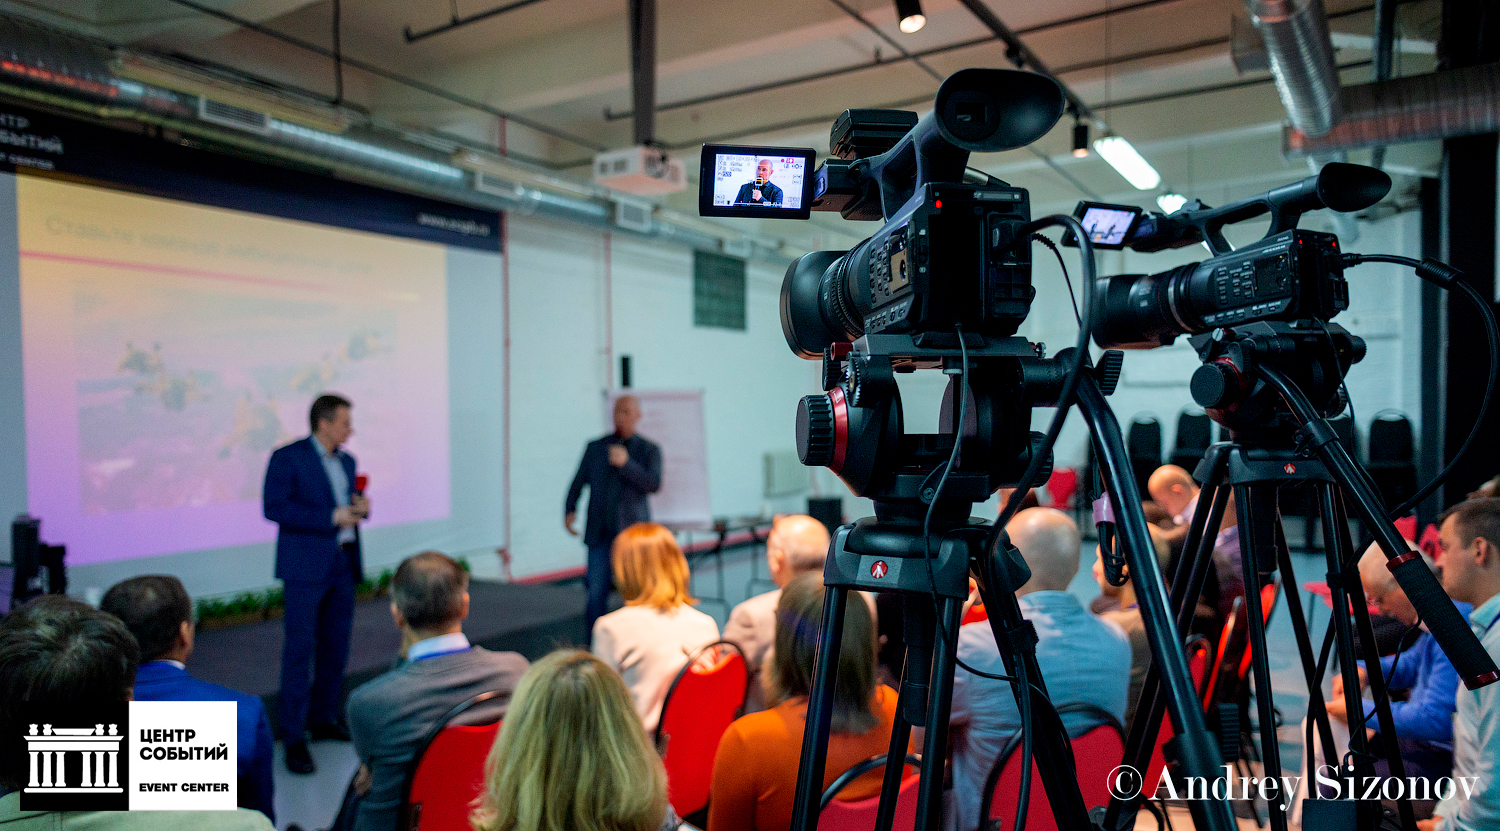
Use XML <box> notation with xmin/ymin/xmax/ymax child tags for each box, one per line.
<box><xmin>593</xmin><ymin>146</ymin><xmax>686</xmax><ymax>196</ymax></box>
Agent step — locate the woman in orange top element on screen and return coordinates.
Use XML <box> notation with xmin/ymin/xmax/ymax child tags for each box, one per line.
<box><xmin>707</xmin><ymin>572</ymin><xmax>902</xmax><ymax>831</ymax></box>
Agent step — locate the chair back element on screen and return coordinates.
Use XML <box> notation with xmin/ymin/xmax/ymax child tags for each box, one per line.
<box><xmin>1170</xmin><ymin>411</ymin><xmax>1213</xmax><ymax>472</ymax></box>
<box><xmin>982</xmin><ymin>703</ymin><xmax>1126</xmax><ymax>831</ymax></box>
<box><xmin>1128</xmin><ymin>417</ymin><xmax>1163</xmax><ymax>499</ymax></box>
<box><xmin>1236</xmin><ymin>575</ymin><xmax>1282</xmax><ymax>682</ymax></box>
<box><xmin>656</xmin><ymin>640</ymin><xmax>749</xmax><ymax>818</ymax></box>
<box><xmin>1201</xmin><ymin>595</ymin><xmax>1244</xmax><ymax>706</ymax></box>
<box><xmin>817</xmin><ymin>754</ymin><xmax>922</xmax><ymax>830</ymax></box>
<box><xmin>1328</xmin><ymin>415</ymin><xmax>1360</xmax><ymax>460</ymax></box>
<box><xmin>401</xmin><ymin>690</ymin><xmax>507</xmax><ymax>831</ymax></box>
<box><xmin>1043</xmin><ymin>468</ymin><xmax>1079</xmax><ymax>510</ymax></box>
<box><xmin>1141</xmin><ymin>636</ymin><xmax>1210</xmax><ymax>791</ymax></box>
<box><xmin>1368</xmin><ymin>412</ymin><xmax>1414</xmax><ymax>463</ymax></box>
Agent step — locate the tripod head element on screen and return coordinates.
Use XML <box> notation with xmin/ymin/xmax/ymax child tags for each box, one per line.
<box><xmin>1186</xmin><ymin>320</ymin><xmax>1365</xmax><ymax>441</ymax></box>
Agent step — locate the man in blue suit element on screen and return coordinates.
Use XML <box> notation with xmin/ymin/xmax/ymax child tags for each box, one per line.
<box><xmin>101</xmin><ymin>575</ymin><xmax>276</xmax><ymax>822</ymax></box>
<box><xmin>263</xmin><ymin>393</ymin><xmax>369</xmax><ymax>774</ymax></box>
<box><xmin>565</xmin><ymin>394</ymin><xmax>662</xmax><ymax>633</ymax></box>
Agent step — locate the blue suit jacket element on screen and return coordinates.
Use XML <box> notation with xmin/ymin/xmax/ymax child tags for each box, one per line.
<box><xmin>133</xmin><ymin>662</ymin><xmax>275</xmax><ymax>822</ymax></box>
<box><xmin>263</xmin><ymin>436</ymin><xmax>363</xmax><ymax>583</ymax></box>
<box><xmin>565</xmin><ymin>433</ymin><xmax>662</xmax><ymax>547</ymax></box>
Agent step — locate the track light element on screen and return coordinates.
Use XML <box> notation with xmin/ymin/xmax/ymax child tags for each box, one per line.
<box><xmin>895</xmin><ymin>0</ymin><xmax>925</xmax><ymax>33</ymax></box>
<box><xmin>1093</xmin><ymin>135</ymin><xmax>1161</xmax><ymax>190</ymax></box>
<box><xmin>1072</xmin><ymin>121</ymin><xmax>1090</xmax><ymax>158</ymax></box>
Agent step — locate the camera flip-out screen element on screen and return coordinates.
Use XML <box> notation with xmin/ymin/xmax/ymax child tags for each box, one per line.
<box><xmin>699</xmin><ymin>144</ymin><xmax>816</xmax><ymax>220</ymax></box>
<box><xmin>1062</xmin><ymin>201</ymin><xmax>1144</xmax><ymax>250</ymax></box>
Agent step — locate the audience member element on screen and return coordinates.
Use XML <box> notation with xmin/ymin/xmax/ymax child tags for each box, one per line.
<box><xmin>948</xmin><ymin>508</ymin><xmax>1131</xmax><ymax>831</ymax></box>
<box><xmin>0</xmin><ymin>596</ymin><xmax>272</xmax><ymax>830</ymax></box>
<box><xmin>1425</xmin><ymin>498</ymin><xmax>1500</xmax><ymax>831</ymax></box>
<box><xmin>471</xmin><ymin>650</ymin><xmax>681</xmax><ymax>831</ymax></box>
<box><xmin>338</xmin><ymin>551</ymin><xmax>529</xmax><ymax>831</ymax></box>
<box><xmin>708</xmin><ymin>572</ymin><xmax>901</xmax><ymax>831</ymax></box>
<box><xmin>1090</xmin><ymin>533</ymin><xmax>1171</xmax><ymax>732</ymax></box>
<box><xmin>722</xmin><ymin>514</ymin><xmax>830</xmax><ymax>712</ymax></box>
<box><xmin>1288</xmin><ymin>542</ymin><xmax>1465</xmax><ymax>828</ymax></box>
<box><xmin>592</xmin><ymin>522</ymin><xmax>720</xmax><ymax>731</ymax></box>
<box><xmin>100</xmin><ymin>576</ymin><xmax>276</xmax><ymax>822</ymax></box>
<box><xmin>1147</xmin><ymin>464</ymin><xmax>1240</xmax><ymax>618</ymax></box>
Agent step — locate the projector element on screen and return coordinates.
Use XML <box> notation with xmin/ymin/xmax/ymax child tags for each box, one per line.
<box><xmin>593</xmin><ymin>146</ymin><xmax>686</xmax><ymax>196</ymax></box>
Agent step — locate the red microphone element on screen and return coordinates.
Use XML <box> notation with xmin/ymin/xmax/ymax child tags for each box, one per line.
<box><xmin>355</xmin><ymin>474</ymin><xmax>368</xmax><ymax>495</ymax></box>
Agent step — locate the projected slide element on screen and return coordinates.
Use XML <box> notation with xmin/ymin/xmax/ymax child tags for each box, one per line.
<box><xmin>18</xmin><ymin>177</ymin><xmax>451</xmax><ymax>565</ymax></box>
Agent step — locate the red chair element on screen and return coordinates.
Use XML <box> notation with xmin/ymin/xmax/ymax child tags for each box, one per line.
<box><xmin>1141</xmin><ymin>636</ymin><xmax>1211</xmax><ymax>795</ymax></box>
<box><xmin>400</xmin><ymin>690</ymin><xmax>508</xmax><ymax>831</ymax></box>
<box><xmin>656</xmin><ymin>640</ymin><xmax>749</xmax><ymax>818</ymax></box>
<box><xmin>1393</xmin><ymin>515</ymin><xmax>1418</xmax><ymax>540</ymax></box>
<box><xmin>1236</xmin><ymin>574</ymin><xmax>1282</xmax><ymax>681</ymax></box>
<box><xmin>962</xmin><ymin>602</ymin><xmax>989</xmax><ymax>626</ymax></box>
<box><xmin>983</xmin><ymin>703</ymin><xmax>1126</xmax><ymax>831</ymax></box>
<box><xmin>1419</xmin><ymin>523</ymin><xmax>1441</xmax><ymax>562</ymax></box>
<box><xmin>1042</xmin><ymin>468</ymin><xmax>1079</xmax><ymax>510</ymax></box>
<box><xmin>817</xmin><ymin>754</ymin><xmax>922</xmax><ymax>830</ymax></box>
<box><xmin>1201</xmin><ymin>595</ymin><xmax>1243</xmax><ymax>707</ymax></box>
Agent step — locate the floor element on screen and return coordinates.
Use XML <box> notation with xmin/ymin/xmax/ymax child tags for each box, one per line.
<box><xmin>268</xmin><ymin>518</ymin><xmax>1342</xmax><ymax>830</ymax></box>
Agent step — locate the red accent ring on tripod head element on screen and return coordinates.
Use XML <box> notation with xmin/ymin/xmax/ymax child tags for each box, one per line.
<box><xmin>829</xmin><ymin>386</ymin><xmax>849</xmax><ymax>474</ymax></box>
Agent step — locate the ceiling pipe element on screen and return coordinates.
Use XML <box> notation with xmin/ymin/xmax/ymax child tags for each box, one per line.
<box><xmin>1243</xmin><ymin>0</ymin><xmax>1344</xmax><ymax>137</ymax></box>
<box><xmin>0</xmin><ymin>15</ymin><xmax>786</xmax><ymax>263</ymax></box>
<box><xmin>628</xmin><ymin>0</ymin><xmax>656</xmax><ymax>146</ymax></box>
<box><xmin>1284</xmin><ymin>62</ymin><xmax>1500</xmax><ymax>154</ymax></box>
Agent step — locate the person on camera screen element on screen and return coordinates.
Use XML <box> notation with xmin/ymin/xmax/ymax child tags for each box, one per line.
<box><xmin>733</xmin><ymin>159</ymin><xmax>783</xmax><ymax>207</ymax></box>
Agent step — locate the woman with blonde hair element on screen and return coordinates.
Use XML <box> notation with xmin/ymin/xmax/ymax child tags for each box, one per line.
<box><xmin>471</xmin><ymin>650</ymin><xmax>679</xmax><ymax>831</ymax></box>
<box><xmin>707</xmin><ymin>571</ymin><xmax>903</xmax><ymax>831</ymax></box>
<box><xmin>592</xmin><ymin>521</ymin><xmax>720</xmax><ymax>730</ymax></box>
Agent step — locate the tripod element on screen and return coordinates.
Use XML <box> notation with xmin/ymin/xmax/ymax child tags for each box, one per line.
<box><xmin>1102</xmin><ymin>321</ymin><xmax>1500</xmax><ymax>831</ymax></box>
<box><xmin>787</xmin><ymin>345</ymin><xmax>1236</xmax><ymax>831</ymax></box>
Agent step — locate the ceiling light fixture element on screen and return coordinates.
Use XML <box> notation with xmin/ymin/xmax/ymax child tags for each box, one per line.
<box><xmin>895</xmin><ymin>0</ymin><xmax>926</xmax><ymax>33</ymax></box>
<box><xmin>1093</xmin><ymin>135</ymin><xmax>1161</xmax><ymax>190</ymax></box>
<box><xmin>1157</xmin><ymin>193</ymin><xmax>1188</xmax><ymax>214</ymax></box>
<box><xmin>1072</xmin><ymin>121</ymin><xmax>1090</xmax><ymax>158</ymax></box>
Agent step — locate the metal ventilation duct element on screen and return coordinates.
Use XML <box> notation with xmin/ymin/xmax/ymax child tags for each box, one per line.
<box><xmin>1244</xmin><ymin>0</ymin><xmax>1344</xmax><ymax>137</ymax></box>
<box><xmin>1285</xmin><ymin>63</ymin><xmax>1500</xmax><ymax>154</ymax></box>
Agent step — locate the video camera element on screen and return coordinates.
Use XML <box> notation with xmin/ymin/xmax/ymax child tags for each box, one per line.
<box><xmin>1086</xmin><ymin>162</ymin><xmax>1392</xmax><ymax>349</ymax></box>
<box><xmin>701</xmin><ymin>69</ymin><xmax>1065</xmax><ymax>360</ymax></box>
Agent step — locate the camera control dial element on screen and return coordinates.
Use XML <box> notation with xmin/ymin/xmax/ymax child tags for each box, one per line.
<box><xmin>797</xmin><ymin>394</ymin><xmax>838</xmax><ymax>467</ymax></box>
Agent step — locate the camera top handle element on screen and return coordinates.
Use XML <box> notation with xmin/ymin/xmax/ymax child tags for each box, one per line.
<box><xmin>1128</xmin><ymin>162</ymin><xmax>1392</xmax><ymax>256</ymax></box>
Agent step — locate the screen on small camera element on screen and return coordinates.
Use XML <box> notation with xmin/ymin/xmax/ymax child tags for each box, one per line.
<box><xmin>1061</xmin><ymin>201</ymin><xmax>1143</xmax><ymax>250</ymax></box>
<box><xmin>699</xmin><ymin>144</ymin><xmax>816</xmax><ymax>219</ymax></box>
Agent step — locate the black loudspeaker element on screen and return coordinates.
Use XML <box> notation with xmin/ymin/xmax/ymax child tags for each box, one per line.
<box><xmin>8</xmin><ymin>516</ymin><xmax>65</xmax><ymax>611</ymax></box>
<box><xmin>620</xmin><ymin>355</ymin><xmax>632</xmax><ymax>388</ymax></box>
<box><xmin>806</xmin><ymin>497</ymin><xmax>843</xmax><ymax>534</ymax></box>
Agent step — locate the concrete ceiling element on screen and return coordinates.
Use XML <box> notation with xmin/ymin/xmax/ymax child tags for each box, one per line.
<box><xmin>0</xmin><ymin>0</ymin><xmax>1446</xmax><ymax>250</ymax></box>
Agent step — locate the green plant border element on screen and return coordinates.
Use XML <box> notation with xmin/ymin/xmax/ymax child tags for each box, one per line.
<box><xmin>193</xmin><ymin>557</ymin><xmax>470</xmax><ymax>624</ymax></box>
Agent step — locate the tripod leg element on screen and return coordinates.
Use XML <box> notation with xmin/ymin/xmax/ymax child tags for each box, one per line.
<box><xmin>1271</xmin><ymin>526</ymin><xmax>1343</xmax><ymax>799</ymax></box>
<box><xmin>1315</xmin><ymin>484</ymin><xmax>1380</xmax><ymax>830</ymax></box>
<box><xmin>790</xmin><ymin>584</ymin><xmax>850</xmax><ymax>831</ymax></box>
<box><xmin>1233</xmin><ymin>482</ymin><xmax>1288</xmax><ymax>831</ymax></box>
<box><xmin>914</xmin><ymin>595</ymin><xmax>962</xmax><ymax>831</ymax></box>
<box><xmin>872</xmin><ymin>597</ymin><xmax>932</xmax><ymax>831</ymax></box>
<box><xmin>1331</xmin><ymin>490</ymin><xmax>1418</xmax><ymax>831</ymax></box>
<box><xmin>1104</xmin><ymin>451</ymin><xmax>1232</xmax><ymax>831</ymax></box>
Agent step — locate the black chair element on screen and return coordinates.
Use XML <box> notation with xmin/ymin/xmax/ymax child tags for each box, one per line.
<box><xmin>1300</xmin><ymin>414</ymin><xmax>1363</xmax><ymax>551</ymax></box>
<box><xmin>1170</xmin><ymin>410</ymin><xmax>1213</xmax><ymax>477</ymax></box>
<box><xmin>1366</xmin><ymin>411</ymin><xmax>1418</xmax><ymax>511</ymax></box>
<box><xmin>1128</xmin><ymin>416</ymin><xmax>1163</xmax><ymax>500</ymax></box>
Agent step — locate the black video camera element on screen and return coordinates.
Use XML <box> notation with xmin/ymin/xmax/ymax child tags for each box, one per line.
<box><xmin>1088</xmin><ymin>162</ymin><xmax>1392</xmax><ymax>349</ymax></box>
<box><xmin>700</xmin><ymin>69</ymin><xmax>1066</xmax><ymax>360</ymax></box>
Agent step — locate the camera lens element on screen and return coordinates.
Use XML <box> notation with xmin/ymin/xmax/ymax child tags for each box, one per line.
<box><xmin>780</xmin><ymin>245</ymin><xmax>867</xmax><ymax>359</ymax></box>
<box><xmin>1092</xmin><ymin>264</ymin><xmax>1199</xmax><ymax>349</ymax></box>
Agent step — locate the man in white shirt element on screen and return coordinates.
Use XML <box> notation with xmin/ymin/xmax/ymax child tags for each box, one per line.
<box><xmin>948</xmin><ymin>508</ymin><xmax>1132</xmax><ymax>831</ymax></box>
<box><xmin>1425</xmin><ymin>498</ymin><xmax>1500</xmax><ymax>831</ymax></box>
<box><xmin>722</xmin><ymin>515</ymin><xmax>831</xmax><ymax>711</ymax></box>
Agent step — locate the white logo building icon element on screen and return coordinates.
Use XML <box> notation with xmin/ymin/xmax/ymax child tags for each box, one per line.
<box><xmin>24</xmin><ymin>723</ymin><xmax>124</xmax><ymax>793</ymax></box>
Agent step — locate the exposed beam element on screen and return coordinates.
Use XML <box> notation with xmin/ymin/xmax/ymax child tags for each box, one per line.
<box><xmin>403</xmin><ymin>0</ymin><xmax>552</xmax><ymax>44</ymax></box>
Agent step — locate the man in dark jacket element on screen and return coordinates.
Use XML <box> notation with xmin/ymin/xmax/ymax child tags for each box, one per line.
<box><xmin>262</xmin><ymin>393</ymin><xmax>369</xmax><ymax>774</ymax></box>
<box><xmin>565</xmin><ymin>395</ymin><xmax>663</xmax><ymax>632</ymax></box>
<box><xmin>733</xmin><ymin>159</ymin><xmax>783</xmax><ymax>207</ymax></box>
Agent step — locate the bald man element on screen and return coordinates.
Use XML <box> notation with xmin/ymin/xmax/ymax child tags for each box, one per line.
<box><xmin>723</xmin><ymin>514</ymin><xmax>831</xmax><ymax>711</ymax></box>
<box><xmin>946</xmin><ymin>508</ymin><xmax>1131</xmax><ymax>831</ymax></box>
<box><xmin>1289</xmin><ymin>541</ymin><xmax>1467</xmax><ymax>827</ymax></box>
<box><xmin>1146</xmin><ymin>463</ymin><xmax>1243</xmax><ymax>619</ymax></box>
<box><xmin>565</xmin><ymin>395</ymin><xmax>663</xmax><ymax>633</ymax></box>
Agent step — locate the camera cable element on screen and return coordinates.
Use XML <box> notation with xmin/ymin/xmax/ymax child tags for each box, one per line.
<box><xmin>1339</xmin><ymin>254</ymin><xmax>1499</xmax><ymax>519</ymax></box>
